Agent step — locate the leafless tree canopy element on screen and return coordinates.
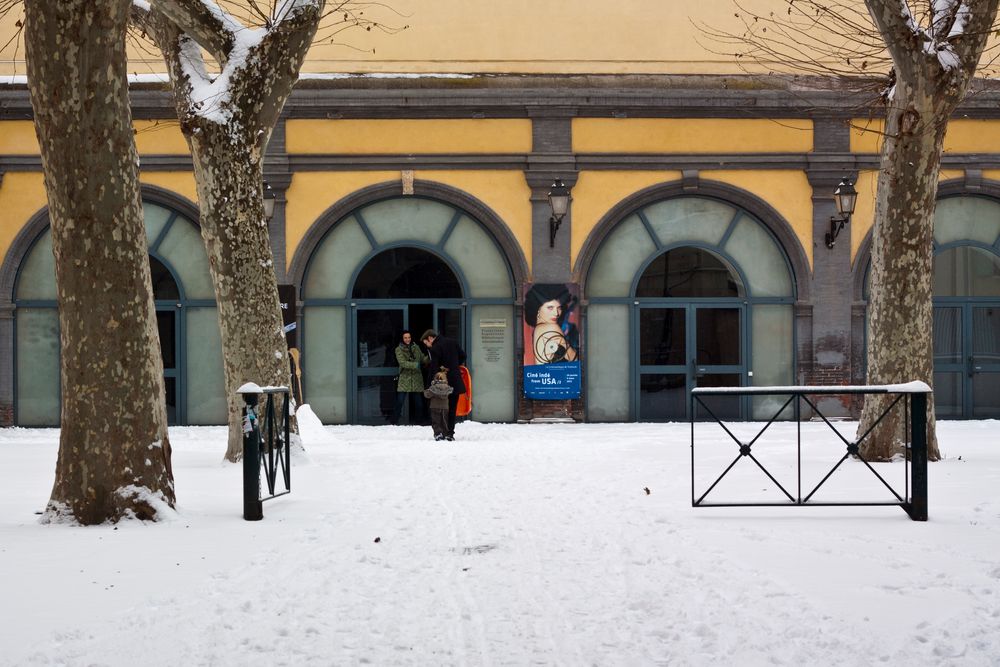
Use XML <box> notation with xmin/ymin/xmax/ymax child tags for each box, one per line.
<box><xmin>700</xmin><ymin>0</ymin><xmax>1000</xmax><ymax>99</ymax></box>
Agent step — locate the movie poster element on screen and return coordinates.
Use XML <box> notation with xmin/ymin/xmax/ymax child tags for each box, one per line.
<box><xmin>522</xmin><ymin>283</ymin><xmax>581</xmax><ymax>399</ymax></box>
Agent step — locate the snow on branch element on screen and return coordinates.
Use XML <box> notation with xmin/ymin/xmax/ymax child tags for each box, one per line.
<box><xmin>152</xmin><ymin>0</ymin><xmax>245</xmax><ymax>67</ymax></box>
<box><xmin>275</xmin><ymin>0</ymin><xmax>323</xmax><ymax>23</ymax></box>
<box><xmin>883</xmin><ymin>0</ymin><xmax>980</xmax><ymax>72</ymax></box>
<box><xmin>177</xmin><ymin>22</ymin><xmax>265</xmax><ymax>123</ymax></box>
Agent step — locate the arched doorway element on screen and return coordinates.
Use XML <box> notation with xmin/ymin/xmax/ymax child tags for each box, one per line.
<box><xmin>634</xmin><ymin>246</ymin><xmax>747</xmax><ymax>420</ymax></box>
<box><xmin>11</xmin><ymin>201</ymin><xmax>225</xmax><ymax>425</ymax></box>
<box><xmin>299</xmin><ymin>194</ymin><xmax>518</xmax><ymax>424</ymax></box>
<box><xmin>583</xmin><ymin>195</ymin><xmax>798</xmax><ymax>422</ymax></box>
<box><xmin>351</xmin><ymin>247</ymin><xmax>464</xmax><ymax>423</ymax></box>
<box><xmin>931</xmin><ymin>196</ymin><xmax>1000</xmax><ymax>418</ymax></box>
<box><xmin>858</xmin><ymin>194</ymin><xmax>1000</xmax><ymax>418</ymax></box>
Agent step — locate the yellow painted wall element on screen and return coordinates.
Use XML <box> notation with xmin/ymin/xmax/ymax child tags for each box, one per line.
<box><xmin>417</xmin><ymin>170</ymin><xmax>532</xmax><ymax>271</ymax></box>
<box><xmin>134</xmin><ymin>121</ymin><xmax>190</xmax><ymax>155</ymax></box>
<box><xmin>0</xmin><ymin>172</ymin><xmax>48</xmax><ymax>264</ymax></box>
<box><xmin>0</xmin><ymin>121</ymin><xmax>39</xmax><ymax>154</ymax></box>
<box><xmin>851</xmin><ymin>168</ymin><xmax>977</xmax><ymax>262</ymax></box>
<box><xmin>0</xmin><ymin>172</ymin><xmax>197</xmax><ymax>270</ymax></box>
<box><xmin>285</xmin><ymin>170</ymin><xmax>531</xmax><ymax>274</ymax></box>
<box><xmin>0</xmin><ymin>0</ymin><xmax>848</xmax><ymax>77</ymax></box>
<box><xmin>941</xmin><ymin>121</ymin><xmax>1000</xmax><ymax>152</ymax></box>
<box><xmin>706</xmin><ymin>170</ymin><xmax>813</xmax><ymax>267</ymax></box>
<box><xmin>285</xmin><ymin>172</ymin><xmax>396</xmax><ymax>270</ymax></box>
<box><xmin>286</xmin><ymin>120</ymin><xmax>532</xmax><ymax>154</ymax></box>
<box><xmin>139</xmin><ymin>172</ymin><xmax>198</xmax><ymax>204</ymax></box>
<box><xmin>849</xmin><ymin>119</ymin><xmax>884</xmax><ymax>154</ymax></box>
<box><xmin>852</xmin><ymin>119</ymin><xmax>1000</xmax><ymax>153</ymax></box>
<box><xmin>570</xmin><ymin>171</ymin><xmax>682</xmax><ymax>268</ymax></box>
<box><xmin>574</xmin><ymin>119</ymin><xmax>813</xmax><ymax>153</ymax></box>
<box><xmin>0</xmin><ymin>120</ymin><xmax>188</xmax><ymax>155</ymax></box>
<box><xmin>850</xmin><ymin>170</ymin><xmax>878</xmax><ymax>262</ymax></box>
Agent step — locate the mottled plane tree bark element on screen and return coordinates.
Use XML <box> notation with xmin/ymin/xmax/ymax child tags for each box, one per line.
<box><xmin>859</xmin><ymin>0</ymin><xmax>997</xmax><ymax>460</ymax></box>
<box><xmin>23</xmin><ymin>0</ymin><xmax>174</xmax><ymax>523</ymax></box>
<box><xmin>132</xmin><ymin>0</ymin><xmax>326</xmax><ymax>461</ymax></box>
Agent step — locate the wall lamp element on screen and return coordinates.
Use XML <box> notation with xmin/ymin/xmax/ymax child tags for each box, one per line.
<box><xmin>825</xmin><ymin>176</ymin><xmax>857</xmax><ymax>248</ymax></box>
<box><xmin>263</xmin><ymin>181</ymin><xmax>276</xmax><ymax>222</ymax></box>
<box><xmin>547</xmin><ymin>178</ymin><xmax>570</xmax><ymax>248</ymax></box>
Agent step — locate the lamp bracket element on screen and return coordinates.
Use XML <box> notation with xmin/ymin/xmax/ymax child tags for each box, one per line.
<box><xmin>825</xmin><ymin>215</ymin><xmax>849</xmax><ymax>248</ymax></box>
<box><xmin>549</xmin><ymin>216</ymin><xmax>562</xmax><ymax>248</ymax></box>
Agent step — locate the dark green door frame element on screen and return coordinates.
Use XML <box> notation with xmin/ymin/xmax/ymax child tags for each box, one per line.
<box><xmin>933</xmin><ymin>299</ymin><xmax>1000</xmax><ymax>418</ymax></box>
<box><xmin>633</xmin><ymin>300</ymin><xmax>747</xmax><ymax>421</ymax></box>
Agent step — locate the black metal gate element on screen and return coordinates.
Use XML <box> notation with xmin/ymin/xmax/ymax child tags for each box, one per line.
<box><xmin>240</xmin><ymin>386</ymin><xmax>291</xmax><ymax>520</ymax></box>
<box><xmin>690</xmin><ymin>384</ymin><xmax>929</xmax><ymax>521</ymax></box>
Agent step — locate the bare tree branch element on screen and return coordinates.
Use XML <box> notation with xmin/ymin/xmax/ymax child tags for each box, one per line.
<box><xmin>151</xmin><ymin>0</ymin><xmax>239</xmax><ymax>67</ymax></box>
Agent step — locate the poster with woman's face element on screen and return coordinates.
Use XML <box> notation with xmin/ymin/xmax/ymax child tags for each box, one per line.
<box><xmin>522</xmin><ymin>283</ymin><xmax>582</xmax><ymax>399</ymax></box>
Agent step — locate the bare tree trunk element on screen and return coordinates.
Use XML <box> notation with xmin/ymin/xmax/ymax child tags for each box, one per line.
<box><xmin>24</xmin><ymin>0</ymin><xmax>174</xmax><ymax>523</ymax></box>
<box><xmin>188</xmin><ymin>131</ymin><xmax>289</xmax><ymax>460</ymax></box>
<box><xmin>857</xmin><ymin>0</ymin><xmax>998</xmax><ymax>462</ymax></box>
<box><xmin>135</xmin><ymin>1</ymin><xmax>323</xmax><ymax>460</ymax></box>
<box><xmin>859</xmin><ymin>81</ymin><xmax>943</xmax><ymax>461</ymax></box>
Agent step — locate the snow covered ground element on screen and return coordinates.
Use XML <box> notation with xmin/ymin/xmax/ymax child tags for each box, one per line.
<box><xmin>0</xmin><ymin>414</ymin><xmax>998</xmax><ymax>666</ymax></box>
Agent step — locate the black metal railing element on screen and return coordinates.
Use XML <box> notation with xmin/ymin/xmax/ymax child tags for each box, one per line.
<box><xmin>239</xmin><ymin>385</ymin><xmax>291</xmax><ymax>521</ymax></box>
<box><xmin>690</xmin><ymin>383</ymin><xmax>929</xmax><ymax>521</ymax></box>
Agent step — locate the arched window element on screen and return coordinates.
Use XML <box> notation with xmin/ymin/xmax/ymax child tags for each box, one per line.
<box><xmin>930</xmin><ymin>196</ymin><xmax>1000</xmax><ymax>418</ymax></box>
<box><xmin>13</xmin><ymin>202</ymin><xmax>224</xmax><ymax>426</ymax></box>
<box><xmin>636</xmin><ymin>247</ymin><xmax>744</xmax><ymax>299</ymax></box>
<box><xmin>352</xmin><ymin>247</ymin><xmax>462</xmax><ymax>299</ymax></box>
<box><xmin>585</xmin><ymin>196</ymin><xmax>796</xmax><ymax>421</ymax></box>
<box><xmin>301</xmin><ymin>195</ymin><xmax>516</xmax><ymax>424</ymax></box>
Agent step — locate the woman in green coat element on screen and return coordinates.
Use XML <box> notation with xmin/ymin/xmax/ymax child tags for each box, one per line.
<box><xmin>394</xmin><ymin>330</ymin><xmax>428</xmax><ymax>424</ymax></box>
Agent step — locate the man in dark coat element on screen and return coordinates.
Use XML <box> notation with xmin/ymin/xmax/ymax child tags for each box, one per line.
<box><xmin>420</xmin><ymin>329</ymin><xmax>466</xmax><ymax>440</ymax></box>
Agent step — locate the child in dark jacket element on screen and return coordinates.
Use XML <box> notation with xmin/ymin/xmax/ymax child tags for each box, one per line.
<box><xmin>423</xmin><ymin>367</ymin><xmax>454</xmax><ymax>441</ymax></box>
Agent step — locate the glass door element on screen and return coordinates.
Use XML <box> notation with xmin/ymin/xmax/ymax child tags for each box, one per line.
<box><xmin>692</xmin><ymin>305</ymin><xmax>744</xmax><ymax>420</ymax></box>
<box><xmin>933</xmin><ymin>305</ymin><xmax>963</xmax><ymax>417</ymax></box>
<box><xmin>353</xmin><ymin>305</ymin><xmax>406</xmax><ymax>424</ymax></box>
<box><xmin>636</xmin><ymin>303</ymin><xmax>744</xmax><ymax>421</ymax></box>
<box><xmin>970</xmin><ymin>305</ymin><xmax>1000</xmax><ymax>418</ymax></box>
<box><xmin>155</xmin><ymin>305</ymin><xmax>180</xmax><ymax>425</ymax></box>
<box><xmin>434</xmin><ymin>305</ymin><xmax>465</xmax><ymax>347</ymax></box>
<box><xmin>935</xmin><ymin>303</ymin><xmax>1000</xmax><ymax>418</ymax></box>
<box><xmin>637</xmin><ymin>306</ymin><xmax>688</xmax><ymax>421</ymax></box>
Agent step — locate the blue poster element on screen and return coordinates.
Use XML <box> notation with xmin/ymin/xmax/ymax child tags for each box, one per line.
<box><xmin>523</xmin><ymin>361</ymin><xmax>581</xmax><ymax>399</ymax></box>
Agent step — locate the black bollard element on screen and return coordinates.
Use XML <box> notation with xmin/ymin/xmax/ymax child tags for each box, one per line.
<box><xmin>242</xmin><ymin>390</ymin><xmax>263</xmax><ymax>521</ymax></box>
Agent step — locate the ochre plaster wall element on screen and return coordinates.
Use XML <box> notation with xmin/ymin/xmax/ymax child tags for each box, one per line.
<box><xmin>851</xmin><ymin>119</ymin><xmax>1000</xmax><ymax>153</ymax></box>
<box><xmin>573</xmin><ymin>119</ymin><xmax>814</xmax><ymax>153</ymax></box>
<box><xmin>0</xmin><ymin>172</ymin><xmax>48</xmax><ymax>265</ymax></box>
<box><xmin>850</xmin><ymin>168</ymin><xmax>975</xmax><ymax>263</ymax></box>
<box><xmin>570</xmin><ymin>171</ymin><xmax>682</xmax><ymax>269</ymax></box>
<box><xmin>0</xmin><ymin>171</ymin><xmax>197</xmax><ymax>272</ymax></box>
<box><xmin>705</xmin><ymin>170</ymin><xmax>813</xmax><ymax>267</ymax></box>
<box><xmin>134</xmin><ymin>121</ymin><xmax>189</xmax><ymax>154</ymax></box>
<box><xmin>285</xmin><ymin>0</ymin><xmax>783</xmax><ymax>75</ymax></box>
<box><xmin>284</xmin><ymin>171</ymin><xmax>531</xmax><ymax>274</ymax></box>
<box><xmin>0</xmin><ymin>120</ymin><xmax>188</xmax><ymax>155</ymax></box>
<box><xmin>139</xmin><ymin>172</ymin><xmax>198</xmax><ymax>205</ymax></box>
<box><xmin>850</xmin><ymin>169</ymin><xmax>878</xmax><ymax>263</ymax></box>
<box><xmin>285</xmin><ymin>119</ymin><xmax>532</xmax><ymax>154</ymax></box>
<box><xmin>285</xmin><ymin>171</ymin><xmax>398</xmax><ymax>271</ymax></box>
<box><xmin>0</xmin><ymin>1</ymin><xmax>798</xmax><ymax>77</ymax></box>
<box><xmin>0</xmin><ymin>121</ymin><xmax>38</xmax><ymax>154</ymax></box>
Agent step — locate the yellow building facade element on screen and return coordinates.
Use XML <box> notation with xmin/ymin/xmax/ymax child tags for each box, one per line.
<box><xmin>3</xmin><ymin>2</ymin><xmax>1000</xmax><ymax>425</ymax></box>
